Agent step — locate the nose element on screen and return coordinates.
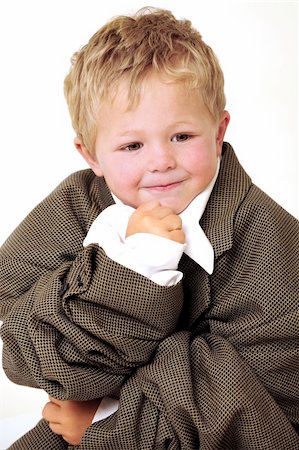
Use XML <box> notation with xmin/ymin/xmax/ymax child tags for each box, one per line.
<box><xmin>147</xmin><ymin>143</ymin><xmax>177</xmax><ymax>172</ymax></box>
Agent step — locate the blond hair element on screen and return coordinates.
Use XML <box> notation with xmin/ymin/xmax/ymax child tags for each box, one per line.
<box><xmin>64</xmin><ymin>7</ymin><xmax>226</xmax><ymax>153</ymax></box>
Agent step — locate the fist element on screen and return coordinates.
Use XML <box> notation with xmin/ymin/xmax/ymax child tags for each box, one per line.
<box><xmin>126</xmin><ymin>201</ymin><xmax>185</xmax><ymax>244</ymax></box>
<box><xmin>42</xmin><ymin>396</ymin><xmax>101</xmax><ymax>445</ymax></box>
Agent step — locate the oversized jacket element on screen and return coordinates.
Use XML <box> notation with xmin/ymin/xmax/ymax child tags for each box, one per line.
<box><xmin>0</xmin><ymin>143</ymin><xmax>298</xmax><ymax>449</ymax></box>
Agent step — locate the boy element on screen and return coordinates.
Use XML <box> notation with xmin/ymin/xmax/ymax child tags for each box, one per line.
<box><xmin>1</xmin><ymin>6</ymin><xmax>298</xmax><ymax>450</ymax></box>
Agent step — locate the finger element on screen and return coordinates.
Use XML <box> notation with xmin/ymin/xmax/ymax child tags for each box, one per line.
<box><xmin>152</xmin><ymin>206</ymin><xmax>177</xmax><ymax>219</ymax></box>
<box><xmin>137</xmin><ymin>201</ymin><xmax>174</xmax><ymax>218</ymax></box>
<box><xmin>137</xmin><ymin>200</ymin><xmax>161</xmax><ymax>212</ymax></box>
<box><xmin>48</xmin><ymin>421</ymin><xmax>64</xmax><ymax>435</ymax></box>
<box><xmin>162</xmin><ymin>214</ymin><xmax>183</xmax><ymax>231</ymax></box>
<box><xmin>48</xmin><ymin>396</ymin><xmax>63</xmax><ymax>405</ymax></box>
<box><xmin>42</xmin><ymin>401</ymin><xmax>61</xmax><ymax>423</ymax></box>
<box><xmin>137</xmin><ymin>206</ymin><xmax>176</xmax><ymax>222</ymax></box>
<box><xmin>169</xmin><ymin>229</ymin><xmax>185</xmax><ymax>244</ymax></box>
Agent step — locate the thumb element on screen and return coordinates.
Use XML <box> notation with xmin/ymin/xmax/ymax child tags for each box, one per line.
<box><xmin>136</xmin><ymin>200</ymin><xmax>161</xmax><ymax>212</ymax></box>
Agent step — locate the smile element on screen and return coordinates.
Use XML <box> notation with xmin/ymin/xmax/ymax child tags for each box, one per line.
<box><xmin>143</xmin><ymin>181</ymin><xmax>183</xmax><ymax>191</ymax></box>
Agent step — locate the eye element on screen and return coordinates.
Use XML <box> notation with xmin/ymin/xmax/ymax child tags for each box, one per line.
<box><xmin>122</xmin><ymin>142</ymin><xmax>143</xmax><ymax>152</ymax></box>
<box><xmin>172</xmin><ymin>133</ymin><xmax>191</xmax><ymax>143</ymax></box>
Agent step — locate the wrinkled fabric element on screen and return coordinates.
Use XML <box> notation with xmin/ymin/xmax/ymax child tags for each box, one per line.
<box><xmin>1</xmin><ymin>143</ymin><xmax>298</xmax><ymax>449</ymax></box>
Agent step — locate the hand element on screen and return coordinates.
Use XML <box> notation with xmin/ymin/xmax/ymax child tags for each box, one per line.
<box><xmin>126</xmin><ymin>200</ymin><xmax>185</xmax><ymax>244</ymax></box>
<box><xmin>42</xmin><ymin>396</ymin><xmax>101</xmax><ymax>445</ymax></box>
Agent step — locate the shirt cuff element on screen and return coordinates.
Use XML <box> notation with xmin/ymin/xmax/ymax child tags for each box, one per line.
<box><xmin>92</xmin><ymin>397</ymin><xmax>119</xmax><ymax>423</ymax></box>
<box><xmin>120</xmin><ymin>233</ymin><xmax>185</xmax><ymax>285</ymax></box>
<box><xmin>84</xmin><ymin>204</ymin><xmax>185</xmax><ymax>286</ymax></box>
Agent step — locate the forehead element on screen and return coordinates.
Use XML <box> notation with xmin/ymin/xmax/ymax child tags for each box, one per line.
<box><xmin>105</xmin><ymin>72</ymin><xmax>204</xmax><ymax>114</ymax></box>
<box><xmin>95</xmin><ymin>74</ymin><xmax>215</xmax><ymax>141</ymax></box>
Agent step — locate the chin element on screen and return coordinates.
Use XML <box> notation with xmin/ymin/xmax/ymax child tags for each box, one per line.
<box><xmin>158</xmin><ymin>199</ymin><xmax>184</xmax><ymax>214</ymax></box>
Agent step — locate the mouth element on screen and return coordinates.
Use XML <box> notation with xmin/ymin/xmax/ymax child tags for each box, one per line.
<box><xmin>142</xmin><ymin>181</ymin><xmax>183</xmax><ymax>192</ymax></box>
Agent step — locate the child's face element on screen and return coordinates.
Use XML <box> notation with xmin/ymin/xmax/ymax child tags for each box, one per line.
<box><xmin>77</xmin><ymin>74</ymin><xmax>229</xmax><ymax>214</ymax></box>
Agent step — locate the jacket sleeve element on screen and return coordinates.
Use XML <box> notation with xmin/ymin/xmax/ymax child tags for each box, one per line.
<box><xmin>0</xmin><ymin>172</ymin><xmax>184</xmax><ymax>401</ymax></box>
<box><xmin>77</xmin><ymin>191</ymin><xmax>299</xmax><ymax>450</ymax></box>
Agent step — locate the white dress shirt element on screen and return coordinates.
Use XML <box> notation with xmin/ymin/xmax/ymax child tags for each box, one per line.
<box><xmin>84</xmin><ymin>158</ymin><xmax>220</xmax><ymax>423</ymax></box>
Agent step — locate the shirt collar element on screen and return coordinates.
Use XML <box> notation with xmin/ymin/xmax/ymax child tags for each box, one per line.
<box><xmin>179</xmin><ymin>158</ymin><xmax>220</xmax><ymax>274</ymax></box>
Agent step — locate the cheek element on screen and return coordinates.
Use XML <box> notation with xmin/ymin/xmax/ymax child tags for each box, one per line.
<box><xmin>185</xmin><ymin>148</ymin><xmax>216</xmax><ymax>172</ymax></box>
<box><xmin>104</xmin><ymin>156</ymin><xmax>141</xmax><ymax>190</ymax></box>
<box><xmin>184</xmin><ymin>146</ymin><xmax>218</xmax><ymax>187</ymax></box>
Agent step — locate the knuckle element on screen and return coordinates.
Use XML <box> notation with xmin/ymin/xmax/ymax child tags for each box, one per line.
<box><xmin>42</xmin><ymin>402</ymin><xmax>50</xmax><ymax>419</ymax></box>
<box><xmin>171</xmin><ymin>230</ymin><xmax>185</xmax><ymax>243</ymax></box>
<box><xmin>139</xmin><ymin>200</ymin><xmax>159</xmax><ymax>211</ymax></box>
<box><xmin>41</xmin><ymin>406</ymin><xmax>46</xmax><ymax>419</ymax></box>
<box><xmin>142</xmin><ymin>215</ymin><xmax>155</xmax><ymax>229</ymax></box>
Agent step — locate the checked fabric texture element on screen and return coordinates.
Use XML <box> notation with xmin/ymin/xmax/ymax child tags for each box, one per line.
<box><xmin>0</xmin><ymin>143</ymin><xmax>299</xmax><ymax>449</ymax></box>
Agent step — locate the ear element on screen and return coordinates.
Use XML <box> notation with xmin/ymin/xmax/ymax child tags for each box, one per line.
<box><xmin>216</xmin><ymin>111</ymin><xmax>230</xmax><ymax>156</ymax></box>
<box><xmin>74</xmin><ymin>137</ymin><xmax>103</xmax><ymax>176</ymax></box>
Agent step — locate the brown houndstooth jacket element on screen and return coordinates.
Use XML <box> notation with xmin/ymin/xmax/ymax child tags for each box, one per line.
<box><xmin>1</xmin><ymin>143</ymin><xmax>298</xmax><ymax>449</ymax></box>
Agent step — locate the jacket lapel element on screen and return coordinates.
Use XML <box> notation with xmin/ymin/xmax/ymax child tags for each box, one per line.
<box><xmin>201</xmin><ymin>143</ymin><xmax>252</xmax><ymax>259</ymax></box>
<box><xmin>183</xmin><ymin>143</ymin><xmax>252</xmax><ymax>328</ymax></box>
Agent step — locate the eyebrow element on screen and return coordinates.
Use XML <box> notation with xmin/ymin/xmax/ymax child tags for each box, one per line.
<box><xmin>118</xmin><ymin>130</ymin><xmax>141</xmax><ymax>137</ymax></box>
<box><xmin>171</xmin><ymin>121</ymin><xmax>195</xmax><ymax>127</ymax></box>
<box><xmin>117</xmin><ymin>121</ymin><xmax>196</xmax><ymax>137</ymax></box>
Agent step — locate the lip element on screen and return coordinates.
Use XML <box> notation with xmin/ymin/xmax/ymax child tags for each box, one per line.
<box><xmin>142</xmin><ymin>181</ymin><xmax>183</xmax><ymax>191</ymax></box>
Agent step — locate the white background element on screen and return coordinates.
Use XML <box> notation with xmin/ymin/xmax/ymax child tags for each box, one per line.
<box><xmin>0</xmin><ymin>1</ymin><xmax>298</xmax><ymax>448</ymax></box>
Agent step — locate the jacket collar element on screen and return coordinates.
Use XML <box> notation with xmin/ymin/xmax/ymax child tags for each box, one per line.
<box><xmin>200</xmin><ymin>142</ymin><xmax>252</xmax><ymax>259</ymax></box>
<box><xmin>181</xmin><ymin>143</ymin><xmax>252</xmax><ymax>328</ymax></box>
